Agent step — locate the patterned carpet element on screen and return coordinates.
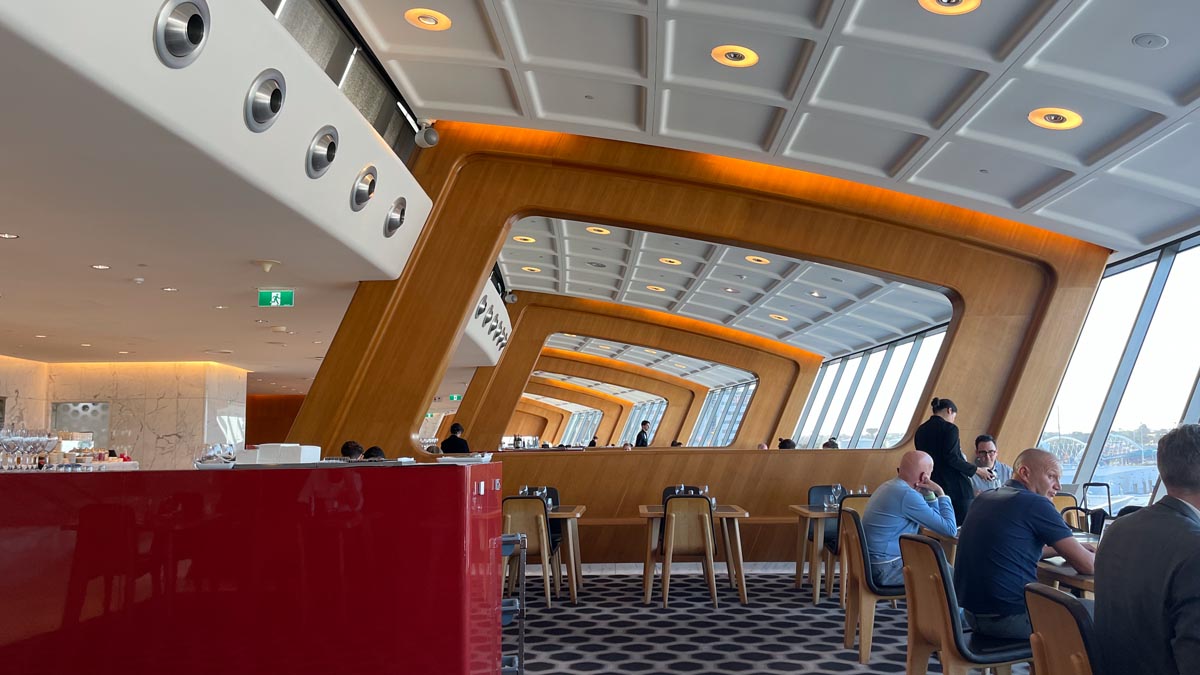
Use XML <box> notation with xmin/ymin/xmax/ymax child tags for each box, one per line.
<box><xmin>504</xmin><ymin>573</ymin><xmax>937</xmax><ymax>675</ymax></box>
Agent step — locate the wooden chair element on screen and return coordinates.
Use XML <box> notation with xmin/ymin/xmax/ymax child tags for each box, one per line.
<box><xmin>1026</xmin><ymin>582</ymin><xmax>1100</xmax><ymax>675</ymax></box>
<box><xmin>899</xmin><ymin>534</ymin><xmax>1032</xmax><ymax>675</ymax></box>
<box><xmin>1053</xmin><ymin>493</ymin><xmax>1080</xmax><ymax>529</ymax></box>
<box><xmin>502</xmin><ymin>496</ymin><xmax>561</xmax><ymax>608</ymax></box>
<box><xmin>652</xmin><ymin>495</ymin><xmax>718</xmax><ymax>608</ymax></box>
<box><xmin>829</xmin><ymin>493</ymin><xmax>872</xmax><ymax>604</ymax></box>
<box><xmin>840</xmin><ymin>508</ymin><xmax>904</xmax><ymax>664</ymax></box>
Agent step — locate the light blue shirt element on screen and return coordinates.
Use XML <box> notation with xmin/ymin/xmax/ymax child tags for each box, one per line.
<box><xmin>970</xmin><ymin>461</ymin><xmax>1013</xmax><ymax>493</ymax></box>
<box><xmin>862</xmin><ymin>477</ymin><xmax>957</xmax><ymax>563</ymax></box>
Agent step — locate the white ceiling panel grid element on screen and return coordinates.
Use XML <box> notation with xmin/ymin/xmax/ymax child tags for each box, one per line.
<box><xmin>339</xmin><ymin>0</ymin><xmax>1200</xmax><ymax>255</ymax></box>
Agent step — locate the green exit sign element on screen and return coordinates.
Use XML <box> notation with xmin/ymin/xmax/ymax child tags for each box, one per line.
<box><xmin>258</xmin><ymin>289</ymin><xmax>295</xmax><ymax>308</ymax></box>
<box><xmin>425</xmin><ymin>413</ymin><xmax>435</xmax><ymax>419</ymax></box>
<box><xmin>448</xmin><ymin>394</ymin><xmax>463</xmax><ymax>401</ymax></box>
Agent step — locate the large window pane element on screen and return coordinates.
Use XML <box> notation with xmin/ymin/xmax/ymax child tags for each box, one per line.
<box><xmin>840</xmin><ymin>349</ymin><xmax>884</xmax><ymax>447</ymax></box>
<box><xmin>813</xmin><ymin>355</ymin><xmax>862</xmax><ymax>447</ymax></box>
<box><xmin>859</xmin><ymin>341</ymin><xmax>913</xmax><ymax>447</ymax></box>
<box><xmin>796</xmin><ymin>363</ymin><xmax>839</xmax><ymax>444</ymax></box>
<box><xmin>1094</xmin><ymin>247</ymin><xmax>1200</xmax><ymax>509</ymax></box>
<box><xmin>883</xmin><ymin>332</ymin><xmax>945</xmax><ymax>447</ymax></box>
<box><xmin>687</xmin><ymin>381</ymin><xmax>756</xmax><ymax>446</ymax></box>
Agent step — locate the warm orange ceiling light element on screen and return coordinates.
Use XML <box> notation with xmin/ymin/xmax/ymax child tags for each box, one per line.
<box><xmin>521</xmin><ymin>266</ymin><xmax>542</xmax><ymax>273</ymax></box>
<box><xmin>745</xmin><ymin>255</ymin><xmax>770</xmax><ymax>265</ymax></box>
<box><xmin>586</xmin><ymin>226</ymin><xmax>611</xmax><ymax>235</ymax></box>
<box><xmin>404</xmin><ymin>8</ymin><xmax>452</xmax><ymax>31</ymax></box>
<box><xmin>918</xmin><ymin>0</ymin><xmax>981</xmax><ymax>16</ymax></box>
<box><xmin>1027</xmin><ymin>107</ymin><xmax>1083</xmax><ymax>130</ymax></box>
<box><xmin>646</xmin><ymin>285</ymin><xmax>666</xmax><ymax>292</ymax></box>
<box><xmin>658</xmin><ymin>257</ymin><xmax>682</xmax><ymax>265</ymax></box>
<box><xmin>513</xmin><ymin>235</ymin><xmax>536</xmax><ymax>243</ymax></box>
<box><xmin>769</xmin><ymin>314</ymin><xmax>788</xmax><ymax>321</ymax></box>
<box><xmin>711</xmin><ymin>44</ymin><xmax>759</xmax><ymax>68</ymax></box>
<box><xmin>644</xmin><ymin>349</ymin><xmax>658</xmax><ymax>354</ymax></box>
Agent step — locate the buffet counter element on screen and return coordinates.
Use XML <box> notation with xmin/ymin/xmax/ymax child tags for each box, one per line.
<box><xmin>0</xmin><ymin>463</ymin><xmax>503</xmax><ymax>675</ymax></box>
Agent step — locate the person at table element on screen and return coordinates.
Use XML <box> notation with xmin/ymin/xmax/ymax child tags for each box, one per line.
<box><xmin>953</xmin><ymin>448</ymin><xmax>1095</xmax><ymax>639</ymax></box>
<box><xmin>635</xmin><ymin>420</ymin><xmax>651</xmax><ymax>447</ymax></box>
<box><xmin>862</xmin><ymin>450</ymin><xmax>956</xmax><ymax>586</ymax></box>
<box><xmin>969</xmin><ymin>434</ymin><xmax>1013</xmax><ymax>495</ymax></box>
<box><xmin>340</xmin><ymin>440</ymin><xmax>364</xmax><ymax>460</ymax></box>
<box><xmin>362</xmin><ymin>445</ymin><xmax>386</xmax><ymax>460</ymax></box>
<box><xmin>587</xmin><ymin>436</ymin><xmax>597</xmax><ymax>447</ymax></box>
<box><xmin>1095</xmin><ymin>424</ymin><xmax>1200</xmax><ymax>675</ymax></box>
<box><xmin>440</xmin><ymin>423</ymin><xmax>470</xmax><ymax>454</ymax></box>
<box><xmin>914</xmin><ymin>397</ymin><xmax>993</xmax><ymax>524</ymax></box>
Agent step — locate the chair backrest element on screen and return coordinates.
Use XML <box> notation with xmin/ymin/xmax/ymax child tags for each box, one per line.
<box><xmin>1060</xmin><ymin>506</ymin><xmax>1106</xmax><ymax>535</ymax></box>
<box><xmin>899</xmin><ymin>534</ymin><xmax>973</xmax><ymax>659</ymax></box>
<box><xmin>808</xmin><ymin>485</ymin><xmax>840</xmax><ymax>541</ymax></box>
<box><xmin>1052</xmin><ymin>493</ymin><xmax>1079</xmax><ymax>527</ymax></box>
<box><xmin>1116</xmin><ymin>505</ymin><xmax>1143</xmax><ymax>518</ymax></box>
<box><xmin>662</xmin><ymin>495</ymin><xmax>713</xmax><ymax>556</ymax></box>
<box><xmin>661</xmin><ymin>485</ymin><xmax>703</xmax><ymax>503</ymax></box>
<box><xmin>839</xmin><ymin>508</ymin><xmax>869</xmax><ymax>594</ymax></box>
<box><xmin>502</xmin><ymin>496</ymin><xmax>551</xmax><ymax>556</ymax></box>
<box><xmin>1025</xmin><ymin>582</ymin><xmax>1099</xmax><ymax>675</ymax></box>
<box><xmin>831</xmin><ymin>494</ymin><xmax>871</xmax><ymax>554</ymax></box>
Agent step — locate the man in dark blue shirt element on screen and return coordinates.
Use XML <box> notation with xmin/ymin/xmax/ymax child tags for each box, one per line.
<box><xmin>953</xmin><ymin>447</ymin><xmax>1095</xmax><ymax>639</ymax></box>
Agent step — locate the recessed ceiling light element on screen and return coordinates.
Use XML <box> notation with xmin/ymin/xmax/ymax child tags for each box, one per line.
<box><xmin>118</xmin><ymin>351</ymin><xmax>130</xmax><ymax>355</ymax></box>
<box><xmin>646</xmin><ymin>285</ymin><xmax>666</xmax><ymax>292</ymax></box>
<box><xmin>1132</xmin><ymin>33</ymin><xmax>1169</xmax><ymax>50</ymax></box>
<box><xmin>161</xmin><ymin>287</ymin><xmax>178</xmax><ymax>292</ymax></box>
<box><xmin>80</xmin><ymin>343</ymin><xmax>92</xmax><ymax>347</ymax></box>
<box><xmin>286</xmin><ymin>331</ymin><xmax>296</xmax><ymax>335</ymax></box>
<box><xmin>404</xmin><ymin>8</ymin><xmax>451</xmax><ymax>31</ymax></box>
<box><xmin>658</xmin><ymin>257</ymin><xmax>682</xmax><ymax>266</ymax></box>
<box><xmin>918</xmin><ymin>0</ymin><xmax>981</xmax><ymax>16</ymax></box>
<box><xmin>769</xmin><ymin>314</ymin><xmax>788</xmax><ymax>321</ymax></box>
<box><xmin>255</xmin><ymin>319</ymin><xmax>269</xmax><ymax>323</ymax></box>
<box><xmin>90</xmin><ymin>264</ymin><xmax>111</xmax><ymax>270</ymax></box>
<box><xmin>724</xmin><ymin>287</ymin><xmax>740</xmax><ymax>294</ymax></box>
<box><xmin>809</xmin><ymin>290</ymin><xmax>826</xmax><ymax>298</ymax></box>
<box><xmin>313</xmin><ymin>340</ymin><xmax>323</xmax><ymax>345</ymax></box>
<box><xmin>0</xmin><ymin>233</ymin><xmax>18</xmax><ymax>239</ymax></box>
<box><xmin>214</xmin><ymin>305</ymin><xmax>228</xmax><ymax>310</ymax></box>
<box><xmin>521</xmin><ymin>266</ymin><xmax>542</xmax><ymax>273</ymax></box>
<box><xmin>34</xmin><ymin>334</ymin><xmax>47</xmax><ymax>338</ymax></box>
<box><xmin>513</xmin><ymin>235</ymin><xmax>536</xmax><ymax>243</ymax></box>
<box><xmin>644</xmin><ymin>349</ymin><xmax>658</xmax><ymax>354</ymax></box>
<box><xmin>674</xmin><ymin>363</ymin><xmax>687</xmax><ymax>368</ymax></box>
<box><xmin>711</xmin><ymin>44</ymin><xmax>759</xmax><ymax>68</ymax></box>
<box><xmin>745</xmin><ymin>255</ymin><xmax>770</xmax><ymax>265</ymax></box>
<box><xmin>586</xmin><ymin>226</ymin><xmax>611</xmax><ymax>235</ymax></box>
<box><xmin>270</xmin><ymin>382</ymin><xmax>277</xmax><ymax>385</ymax></box>
<box><xmin>597</xmin><ymin>345</ymin><xmax>611</xmax><ymax>350</ymax></box>
<box><xmin>1027</xmin><ymin>107</ymin><xmax>1082</xmax><ymax>130</ymax></box>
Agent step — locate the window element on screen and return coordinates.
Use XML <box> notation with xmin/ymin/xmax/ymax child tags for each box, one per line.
<box><xmin>687</xmin><ymin>381</ymin><xmax>758</xmax><ymax>447</ymax></box>
<box><xmin>619</xmin><ymin>399</ymin><xmax>669</xmax><ymax>444</ymax></box>
<box><xmin>1040</xmin><ymin>236</ymin><xmax>1200</xmax><ymax>509</ymax></box>
<box><xmin>793</xmin><ymin>326</ymin><xmax>948</xmax><ymax>449</ymax></box>
<box><xmin>562</xmin><ymin>409</ymin><xmax>602</xmax><ymax>446</ymax></box>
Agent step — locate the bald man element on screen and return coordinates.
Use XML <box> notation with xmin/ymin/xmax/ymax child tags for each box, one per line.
<box><xmin>861</xmin><ymin>450</ymin><xmax>957</xmax><ymax>586</ymax></box>
<box><xmin>954</xmin><ymin>447</ymin><xmax>1096</xmax><ymax>640</ymax></box>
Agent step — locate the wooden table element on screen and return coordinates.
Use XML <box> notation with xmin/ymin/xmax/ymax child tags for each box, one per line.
<box><xmin>549</xmin><ymin>505</ymin><xmax>586</xmax><ymax>604</ymax></box>
<box><xmin>789</xmin><ymin>504</ymin><xmax>840</xmax><ymax>604</ymax></box>
<box><xmin>1037</xmin><ymin>557</ymin><xmax>1094</xmax><ymax>594</ymax></box>
<box><xmin>638</xmin><ymin>504</ymin><xmax>750</xmax><ymax>605</ymax></box>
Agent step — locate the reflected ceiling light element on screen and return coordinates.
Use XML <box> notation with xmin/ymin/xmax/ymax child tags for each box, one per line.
<box><xmin>724</xmin><ymin>287</ymin><xmax>740</xmax><ymax>294</ymax></box>
<box><xmin>90</xmin><ymin>264</ymin><xmax>111</xmax><ymax>270</ymax></box>
<box><xmin>711</xmin><ymin>44</ymin><xmax>759</xmax><ymax>68</ymax></box>
<box><xmin>674</xmin><ymin>363</ymin><xmax>687</xmax><ymax>368</ymax></box>
<box><xmin>658</xmin><ymin>257</ymin><xmax>682</xmax><ymax>266</ymax></box>
<box><xmin>161</xmin><ymin>287</ymin><xmax>179</xmax><ymax>292</ymax></box>
<box><xmin>214</xmin><ymin>305</ymin><xmax>229</xmax><ymax>310</ymax></box>
<box><xmin>646</xmin><ymin>285</ymin><xmax>666</xmax><ymax>292</ymax></box>
<box><xmin>644</xmin><ymin>349</ymin><xmax>658</xmax><ymax>354</ymax></box>
<box><xmin>80</xmin><ymin>343</ymin><xmax>92</xmax><ymax>347</ymax></box>
<box><xmin>118</xmin><ymin>351</ymin><xmax>130</xmax><ymax>355</ymax></box>
<box><xmin>769</xmin><ymin>314</ymin><xmax>788</xmax><ymax>321</ymax></box>
<box><xmin>918</xmin><ymin>0</ymin><xmax>981</xmax><ymax>16</ymax></box>
<box><xmin>1027</xmin><ymin>107</ymin><xmax>1082</xmax><ymax>130</ymax></box>
<box><xmin>404</xmin><ymin>8</ymin><xmax>452</xmax><ymax>31</ymax></box>
<box><xmin>513</xmin><ymin>235</ymin><xmax>536</xmax><ymax>243</ymax></box>
<box><xmin>809</xmin><ymin>290</ymin><xmax>826</xmax><ymax>298</ymax></box>
<box><xmin>0</xmin><ymin>233</ymin><xmax>18</xmax><ymax>239</ymax></box>
<box><xmin>521</xmin><ymin>266</ymin><xmax>542</xmax><ymax>273</ymax></box>
<box><xmin>34</xmin><ymin>334</ymin><xmax>47</xmax><ymax>338</ymax></box>
<box><xmin>745</xmin><ymin>255</ymin><xmax>770</xmax><ymax>265</ymax></box>
<box><xmin>586</xmin><ymin>226</ymin><xmax>611</xmax><ymax>235</ymax></box>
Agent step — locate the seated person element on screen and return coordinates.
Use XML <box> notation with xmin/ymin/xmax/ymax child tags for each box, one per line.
<box><xmin>340</xmin><ymin>440</ymin><xmax>364</xmax><ymax>460</ymax></box>
<box><xmin>1096</xmin><ymin>424</ymin><xmax>1200</xmax><ymax>675</ymax></box>
<box><xmin>757</xmin><ymin>442</ymin><xmax>770</xmax><ymax>450</ymax></box>
<box><xmin>778</xmin><ymin>437</ymin><xmax>797</xmax><ymax>450</ymax></box>
<box><xmin>621</xmin><ymin>442</ymin><xmax>633</xmax><ymax>451</ymax></box>
<box><xmin>953</xmin><ymin>447</ymin><xmax>1095</xmax><ymax>639</ymax></box>
<box><xmin>424</xmin><ymin>445</ymin><xmax>442</xmax><ymax>455</ymax></box>
<box><xmin>362</xmin><ymin>446</ymin><xmax>386</xmax><ymax>460</ymax></box>
<box><xmin>587</xmin><ymin>436</ymin><xmax>597</xmax><ymax>447</ymax></box>
<box><xmin>670</xmin><ymin>440</ymin><xmax>683</xmax><ymax>447</ymax></box>
<box><xmin>440</xmin><ymin>423</ymin><xmax>470</xmax><ymax>454</ymax></box>
<box><xmin>969</xmin><ymin>434</ymin><xmax>1012</xmax><ymax>494</ymax></box>
<box><xmin>821</xmin><ymin>437</ymin><xmax>839</xmax><ymax>449</ymax></box>
<box><xmin>862</xmin><ymin>450</ymin><xmax>956</xmax><ymax>586</ymax></box>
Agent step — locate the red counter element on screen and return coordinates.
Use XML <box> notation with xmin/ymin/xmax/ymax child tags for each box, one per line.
<box><xmin>0</xmin><ymin>463</ymin><xmax>502</xmax><ymax>675</ymax></box>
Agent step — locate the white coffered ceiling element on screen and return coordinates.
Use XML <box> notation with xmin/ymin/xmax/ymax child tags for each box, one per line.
<box><xmin>340</xmin><ymin>0</ymin><xmax>1200</xmax><ymax>255</ymax></box>
<box><xmin>544</xmin><ymin>333</ymin><xmax>756</xmax><ymax>389</ymax></box>
<box><xmin>534</xmin><ymin>370</ymin><xmax>663</xmax><ymax>404</ymax></box>
<box><xmin>521</xmin><ymin>393</ymin><xmax>593</xmax><ymax>415</ymax></box>
<box><xmin>503</xmin><ymin>218</ymin><xmax>951</xmax><ymax>359</ymax></box>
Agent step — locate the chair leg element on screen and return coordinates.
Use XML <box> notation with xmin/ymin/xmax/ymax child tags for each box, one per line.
<box><xmin>540</xmin><ymin>555</ymin><xmax>552</xmax><ymax>609</ymax></box>
<box><xmin>905</xmin><ymin>634</ymin><xmax>934</xmax><ymax>675</ymax></box>
<box><xmin>993</xmin><ymin>665</ymin><xmax>1013</xmax><ymax>675</ymax></box>
<box><xmin>843</xmin><ymin>586</ymin><xmax>859</xmax><ymax>649</ymax></box>
<box><xmin>702</xmin><ymin>515</ymin><xmax>718</xmax><ymax>608</ymax></box>
<box><xmin>839</xmin><ymin>548</ymin><xmax>848</xmax><ymax>608</ymax></box>
<box><xmin>662</xmin><ymin>514</ymin><xmax>675</xmax><ymax>609</ymax></box>
<box><xmin>552</xmin><ymin>549</ymin><xmax>561</xmax><ymax>600</ymax></box>
<box><xmin>858</xmin><ymin>596</ymin><xmax>877</xmax><ymax>664</ymax></box>
<box><xmin>824</xmin><ymin>549</ymin><xmax>836</xmax><ymax>597</ymax></box>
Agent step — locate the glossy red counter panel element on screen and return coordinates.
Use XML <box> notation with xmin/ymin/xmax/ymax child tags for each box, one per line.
<box><xmin>0</xmin><ymin>463</ymin><xmax>502</xmax><ymax>675</ymax></box>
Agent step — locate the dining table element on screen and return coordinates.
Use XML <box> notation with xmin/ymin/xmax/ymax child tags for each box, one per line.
<box><xmin>789</xmin><ymin>503</ymin><xmax>841</xmax><ymax>604</ymax></box>
<box><xmin>548</xmin><ymin>504</ymin><xmax>587</xmax><ymax>604</ymax></box>
<box><xmin>638</xmin><ymin>503</ymin><xmax>750</xmax><ymax>605</ymax></box>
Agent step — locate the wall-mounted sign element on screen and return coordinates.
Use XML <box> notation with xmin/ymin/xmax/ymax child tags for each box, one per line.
<box><xmin>258</xmin><ymin>289</ymin><xmax>295</xmax><ymax>308</ymax></box>
<box><xmin>425</xmin><ymin>413</ymin><xmax>435</xmax><ymax>419</ymax></box>
<box><xmin>448</xmin><ymin>394</ymin><xmax>463</xmax><ymax>401</ymax></box>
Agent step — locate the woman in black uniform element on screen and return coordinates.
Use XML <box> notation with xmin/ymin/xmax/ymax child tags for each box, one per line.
<box><xmin>914</xmin><ymin>397</ymin><xmax>993</xmax><ymax>525</ymax></box>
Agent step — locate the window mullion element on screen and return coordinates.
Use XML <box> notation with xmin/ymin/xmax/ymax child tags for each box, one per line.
<box><xmin>806</xmin><ymin>361</ymin><xmax>846</xmax><ymax>447</ymax></box>
<box><xmin>874</xmin><ymin>336</ymin><xmax>923</xmax><ymax>448</ymax></box>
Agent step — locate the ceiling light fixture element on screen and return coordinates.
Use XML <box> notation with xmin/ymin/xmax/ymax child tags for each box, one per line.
<box><xmin>0</xmin><ymin>233</ymin><xmax>18</xmax><ymax>239</ymax></box>
<box><xmin>90</xmin><ymin>264</ymin><xmax>111</xmax><ymax>270</ymax></box>
<box><xmin>521</xmin><ymin>266</ymin><xmax>542</xmax><ymax>273</ymax></box>
<box><xmin>34</xmin><ymin>334</ymin><xmax>47</xmax><ymax>339</ymax></box>
<box><xmin>118</xmin><ymin>351</ymin><xmax>130</xmax><ymax>355</ymax></box>
<box><xmin>80</xmin><ymin>343</ymin><xmax>92</xmax><ymax>347</ymax></box>
<box><xmin>658</xmin><ymin>257</ymin><xmax>682</xmax><ymax>266</ymax></box>
<box><xmin>809</xmin><ymin>290</ymin><xmax>825</xmax><ymax>298</ymax></box>
<box><xmin>564</xmin><ymin>333</ymin><xmax>577</xmax><ymax>337</ymax></box>
<box><xmin>644</xmin><ymin>349</ymin><xmax>658</xmax><ymax>354</ymax></box>
<box><xmin>513</xmin><ymin>235</ymin><xmax>536</xmax><ymax>243</ymax></box>
<box><xmin>597</xmin><ymin>345</ymin><xmax>611</xmax><ymax>350</ymax></box>
<box><xmin>711</xmin><ymin>44</ymin><xmax>759</xmax><ymax>68</ymax></box>
<box><xmin>769</xmin><ymin>314</ymin><xmax>788</xmax><ymax>321</ymax></box>
<box><xmin>674</xmin><ymin>363</ymin><xmax>687</xmax><ymax>368</ymax></box>
<box><xmin>1027</xmin><ymin>107</ymin><xmax>1082</xmax><ymax>130</ymax></box>
<box><xmin>918</xmin><ymin>0</ymin><xmax>981</xmax><ymax>16</ymax></box>
<box><xmin>404</xmin><ymin>8</ymin><xmax>452</xmax><ymax>31</ymax></box>
<box><xmin>646</xmin><ymin>285</ymin><xmax>666</xmax><ymax>292</ymax></box>
<box><xmin>745</xmin><ymin>255</ymin><xmax>770</xmax><ymax>265</ymax></box>
<box><xmin>161</xmin><ymin>287</ymin><xmax>179</xmax><ymax>292</ymax></box>
<box><xmin>586</xmin><ymin>226</ymin><xmax>611</xmax><ymax>235</ymax></box>
<box><xmin>214</xmin><ymin>305</ymin><xmax>228</xmax><ymax>310</ymax></box>
<box><xmin>724</xmin><ymin>287</ymin><xmax>740</xmax><ymax>294</ymax></box>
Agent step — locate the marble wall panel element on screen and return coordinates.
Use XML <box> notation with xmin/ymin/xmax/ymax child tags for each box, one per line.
<box><xmin>0</xmin><ymin>355</ymin><xmax>49</xmax><ymax>429</ymax></box>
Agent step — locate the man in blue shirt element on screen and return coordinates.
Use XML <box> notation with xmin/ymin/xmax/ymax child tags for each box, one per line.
<box><xmin>862</xmin><ymin>450</ymin><xmax>957</xmax><ymax>586</ymax></box>
<box><xmin>953</xmin><ymin>447</ymin><xmax>1096</xmax><ymax>639</ymax></box>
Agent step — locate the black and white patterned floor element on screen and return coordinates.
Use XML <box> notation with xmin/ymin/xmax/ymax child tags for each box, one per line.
<box><xmin>504</xmin><ymin>573</ymin><xmax>936</xmax><ymax>675</ymax></box>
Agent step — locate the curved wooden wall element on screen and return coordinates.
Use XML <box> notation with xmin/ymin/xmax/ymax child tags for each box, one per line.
<box><xmin>455</xmin><ymin>292</ymin><xmax>820</xmax><ymax>450</ymax></box>
<box><xmin>290</xmin><ymin>122</ymin><xmax>1110</xmax><ymax>561</ymax></box>
<box><xmin>506</xmin><ymin>410</ymin><xmax>547</xmax><ymax>440</ymax></box>
<box><xmin>537</xmin><ymin>349</ymin><xmax>710</xmax><ymax>445</ymax></box>
<box><xmin>524</xmin><ymin>376</ymin><xmax>632</xmax><ymax>445</ymax></box>
<box><xmin>511</xmin><ymin>398</ymin><xmax>568</xmax><ymax>445</ymax></box>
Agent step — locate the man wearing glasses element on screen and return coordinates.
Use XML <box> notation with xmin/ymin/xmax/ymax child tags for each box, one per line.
<box><xmin>970</xmin><ymin>434</ymin><xmax>1012</xmax><ymax>494</ymax></box>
